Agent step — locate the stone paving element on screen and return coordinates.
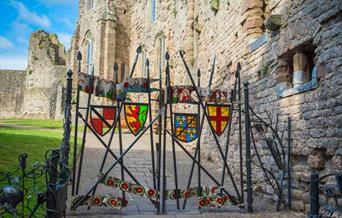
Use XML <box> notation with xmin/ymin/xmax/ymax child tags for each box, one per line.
<box><xmin>67</xmin><ymin>130</ymin><xmax>305</xmax><ymax>218</ymax></box>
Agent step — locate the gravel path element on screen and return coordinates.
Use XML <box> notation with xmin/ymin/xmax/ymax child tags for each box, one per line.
<box><xmin>67</xmin><ymin>130</ymin><xmax>305</xmax><ymax>218</ymax></box>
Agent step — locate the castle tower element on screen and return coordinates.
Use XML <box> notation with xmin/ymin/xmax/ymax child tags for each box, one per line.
<box><xmin>70</xmin><ymin>0</ymin><xmax>132</xmax><ymax>81</ymax></box>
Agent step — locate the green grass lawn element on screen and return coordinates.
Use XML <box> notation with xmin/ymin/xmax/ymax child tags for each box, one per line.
<box><xmin>0</xmin><ymin>120</ymin><xmax>80</xmax><ymax>217</ymax></box>
<box><xmin>0</xmin><ymin>118</ymin><xmax>64</xmax><ymax>129</ymax></box>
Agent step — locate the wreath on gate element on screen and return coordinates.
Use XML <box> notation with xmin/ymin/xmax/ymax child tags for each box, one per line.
<box><xmin>97</xmin><ymin>173</ymin><xmax>234</xmax><ymax>208</ymax></box>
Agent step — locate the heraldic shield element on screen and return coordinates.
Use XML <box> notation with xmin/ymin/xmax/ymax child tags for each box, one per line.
<box><xmin>207</xmin><ymin>104</ymin><xmax>230</xmax><ymax>136</ymax></box>
<box><xmin>124</xmin><ymin>103</ymin><xmax>149</xmax><ymax>136</ymax></box>
<box><xmin>174</xmin><ymin>113</ymin><xmax>199</xmax><ymax>143</ymax></box>
<box><xmin>90</xmin><ymin>106</ymin><xmax>116</xmax><ymax>136</ymax></box>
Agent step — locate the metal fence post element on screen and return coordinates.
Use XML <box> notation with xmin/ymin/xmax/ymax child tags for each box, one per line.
<box><xmin>46</xmin><ymin>149</ymin><xmax>60</xmax><ymax>218</ymax></box>
<box><xmin>243</xmin><ymin>81</ymin><xmax>253</xmax><ymax>213</ymax></box>
<box><xmin>309</xmin><ymin>173</ymin><xmax>320</xmax><ymax>218</ymax></box>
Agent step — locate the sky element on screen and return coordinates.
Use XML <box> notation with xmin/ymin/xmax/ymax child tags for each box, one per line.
<box><xmin>0</xmin><ymin>0</ymin><xmax>78</xmax><ymax>70</ymax></box>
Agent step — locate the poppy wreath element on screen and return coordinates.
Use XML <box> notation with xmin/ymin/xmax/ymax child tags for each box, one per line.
<box><xmin>105</xmin><ymin>196</ymin><xmax>129</xmax><ymax>209</ymax></box>
<box><xmin>71</xmin><ymin>195</ymin><xmax>128</xmax><ymax>209</ymax></box>
<box><xmin>99</xmin><ymin>174</ymin><xmax>159</xmax><ymax>201</ymax></box>
<box><xmin>197</xmin><ymin>195</ymin><xmax>232</xmax><ymax>208</ymax></box>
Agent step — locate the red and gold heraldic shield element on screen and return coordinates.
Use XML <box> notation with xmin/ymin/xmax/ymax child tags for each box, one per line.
<box><xmin>207</xmin><ymin>104</ymin><xmax>230</xmax><ymax>136</ymax></box>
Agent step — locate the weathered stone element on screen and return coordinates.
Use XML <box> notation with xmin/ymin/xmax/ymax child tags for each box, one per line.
<box><xmin>293</xmin><ymin>164</ymin><xmax>311</xmax><ymax>183</ymax></box>
<box><xmin>292</xmin><ymin>200</ymin><xmax>305</xmax><ymax>211</ymax></box>
<box><xmin>332</xmin><ymin>148</ymin><xmax>342</xmax><ymax>170</ymax></box>
<box><xmin>307</xmin><ymin>151</ymin><xmax>325</xmax><ymax>170</ymax></box>
<box><xmin>265</xmin><ymin>15</ymin><xmax>282</xmax><ymax>31</ymax></box>
<box><xmin>22</xmin><ymin>30</ymin><xmax>66</xmax><ymax>119</ymax></box>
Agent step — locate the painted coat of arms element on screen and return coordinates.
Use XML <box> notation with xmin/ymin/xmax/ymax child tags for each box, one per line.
<box><xmin>78</xmin><ymin>72</ymin><xmax>97</xmax><ymax>94</ymax></box>
<box><xmin>95</xmin><ymin>79</ymin><xmax>115</xmax><ymax>100</ymax></box>
<box><xmin>174</xmin><ymin>113</ymin><xmax>199</xmax><ymax>143</ymax></box>
<box><xmin>90</xmin><ymin>106</ymin><xmax>116</xmax><ymax>136</ymax></box>
<box><xmin>124</xmin><ymin>103</ymin><xmax>149</xmax><ymax>136</ymax></box>
<box><xmin>207</xmin><ymin>104</ymin><xmax>230</xmax><ymax>136</ymax></box>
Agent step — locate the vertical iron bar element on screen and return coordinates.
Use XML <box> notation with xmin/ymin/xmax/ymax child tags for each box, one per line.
<box><xmin>237</xmin><ymin>63</ymin><xmax>244</xmax><ymax>207</ymax></box>
<box><xmin>46</xmin><ymin>149</ymin><xmax>60</xmax><ymax>217</ymax></box>
<box><xmin>117</xmin><ymin>64</ymin><xmax>125</xmax><ymax>201</ymax></box>
<box><xmin>72</xmin><ymin>52</ymin><xmax>82</xmax><ymax>196</ymax></box>
<box><xmin>197</xmin><ymin>69</ymin><xmax>201</xmax><ymax>209</ymax></box>
<box><xmin>75</xmin><ymin>66</ymin><xmax>94</xmax><ymax>195</ymax></box>
<box><xmin>157</xmin><ymin>52</ymin><xmax>163</xmax><ymax>213</ymax></box>
<box><xmin>165</xmin><ymin>53</ymin><xmax>180</xmax><ymax>209</ymax></box>
<box><xmin>161</xmin><ymin>54</ymin><xmax>169</xmax><ymax>214</ymax></box>
<box><xmin>287</xmin><ymin>116</ymin><xmax>292</xmax><ymax>209</ymax></box>
<box><xmin>243</xmin><ymin>81</ymin><xmax>253</xmax><ymax>213</ymax></box>
<box><xmin>309</xmin><ymin>173</ymin><xmax>320</xmax><ymax>218</ymax></box>
<box><xmin>220</xmin><ymin>91</ymin><xmax>235</xmax><ymax>188</ymax></box>
<box><xmin>146</xmin><ymin>59</ymin><xmax>157</xmax><ymax>191</ymax></box>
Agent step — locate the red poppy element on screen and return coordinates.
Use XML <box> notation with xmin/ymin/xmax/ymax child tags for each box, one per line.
<box><xmin>205</xmin><ymin>198</ymin><xmax>211</xmax><ymax>205</ymax></box>
<box><xmin>93</xmin><ymin>197</ymin><xmax>101</xmax><ymax>205</ymax></box>
<box><xmin>211</xmin><ymin>186</ymin><xmax>218</xmax><ymax>193</ymax></box>
<box><xmin>124</xmin><ymin>82</ymin><xmax>129</xmax><ymax>88</ymax></box>
<box><xmin>216</xmin><ymin>197</ymin><xmax>223</xmax><ymax>204</ymax></box>
<box><xmin>199</xmin><ymin>199</ymin><xmax>206</xmax><ymax>207</ymax></box>
<box><xmin>110</xmin><ymin>199</ymin><xmax>117</xmax><ymax>206</ymax></box>
<box><xmin>135</xmin><ymin>187</ymin><xmax>143</xmax><ymax>193</ymax></box>
<box><xmin>147</xmin><ymin>189</ymin><xmax>156</xmax><ymax>196</ymax></box>
<box><xmin>121</xmin><ymin>182</ymin><xmax>129</xmax><ymax>190</ymax></box>
<box><xmin>183</xmin><ymin>191</ymin><xmax>190</xmax><ymax>198</ymax></box>
<box><xmin>106</xmin><ymin>179</ymin><xmax>114</xmax><ymax>186</ymax></box>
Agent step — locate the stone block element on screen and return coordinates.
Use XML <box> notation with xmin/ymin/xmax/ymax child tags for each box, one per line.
<box><xmin>265</xmin><ymin>15</ymin><xmax>282</xmax><ymax>31</ymax></box>
<box><xmin>242</xmin><ymin>0</ymin><xmax>264</xmax><ymax>14</ymax></box>
<box><xmin>244</xmin><ymin>16</ymin><xmax>264</xmax><ymax>30</ymax></box>
<box><xmin>307</xmin><ymin>151</ymin><xmax>325</xmax><ymax>170</ymax></box>
<box><xmin>292</xmin><ymin>200</ymin><xmax>305</xmax><ymax>211</ymax></box>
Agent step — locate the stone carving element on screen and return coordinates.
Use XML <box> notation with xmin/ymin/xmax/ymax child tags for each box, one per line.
<box><xmin>274</xmin><ymin>59</ymin><xmax>291</xmax><ymax>93</ymax></box>
<box><xmin>293</xmin><ymin>52</ymin><xmax>309</xmax><ymax>87</ymax></box>
<box><xmin>100</xmin><ymin>0</ymin><xmax>116</xmax><ymax>21</ymax></box>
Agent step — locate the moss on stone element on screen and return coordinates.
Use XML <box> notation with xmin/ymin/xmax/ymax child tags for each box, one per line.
<box><xmin>211</xmin><ymin>0</ymin><xmax>219</xmax><ymax>13</ymax></box>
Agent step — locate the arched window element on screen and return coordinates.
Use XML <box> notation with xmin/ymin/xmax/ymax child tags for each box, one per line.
<box><xmin>86</xmin><ymin>0</ymin><xmax>94</xmax><ymax>11</ymax></box>
<box><xmin>83</xmin><ymin>32</ymin><xmax>94</xmax><ymax>75</ymax></box>
<box><xmin>151</xmin><ymin>0</ymin><xmax>156</xmax><ymax>22</ymax></box>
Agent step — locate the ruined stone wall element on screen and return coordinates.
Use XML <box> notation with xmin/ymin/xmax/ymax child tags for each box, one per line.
<box><xmin>0</xmin><ymin>70</ymin><xmax>26</xmax><ymax>118</ymax></box>
<box><xmin>23</xmin><ymin>30</ymin><xmax>66</xmax><ymax>119</ymax></box>
<box><xmin>129</xmin><ymin>0</ymin><xmax>342</xmax><ymax>213</ymax></box>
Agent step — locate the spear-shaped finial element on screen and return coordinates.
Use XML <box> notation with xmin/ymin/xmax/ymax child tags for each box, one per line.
<box><xmin>179</xmin><ymin>50</ymin><xmax>185</xmax><ymax>59</ymax></box>
<box><xmin>77</xmin><ymin>51</ymin><xmax>82</xmax><ymax>61</ymax></box>
<box><xmin>136</xmin><ymin>45</ymin><xmax>142</xmax><ymax>54</ymax></box>
<box><xmin>165</xmin><ymin>52</ymin><xmax>170</xmax><ymax>61</ymax></box>
<box><xmin>146</xmin><ymin>58</ymin><xmax>150</xmax><ymax>66</ymax></box>
<box><xmin>113</xmin><ymin>63</ymin><xmax>119</xmax><ymax>72</ymax></box>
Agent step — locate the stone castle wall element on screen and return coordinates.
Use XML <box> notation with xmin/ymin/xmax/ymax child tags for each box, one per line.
<box><xmin>23</xmin><ymin>30</ymin><xmax>66</xmax><ymax>119</ymax></box>
<box><xmin>128</xmin><ymin>0</ymin><xmax>342</xmax><ymax>213</ymax></box>
<box><xmin>0</xmin><ymin>70</ymin><xmax>26</xmax><ymax>118</ymax></box>
<box><xmin>0</xmin><ymin>30</ymin><xmax>67</xmax><ymax>120</ymax></box>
